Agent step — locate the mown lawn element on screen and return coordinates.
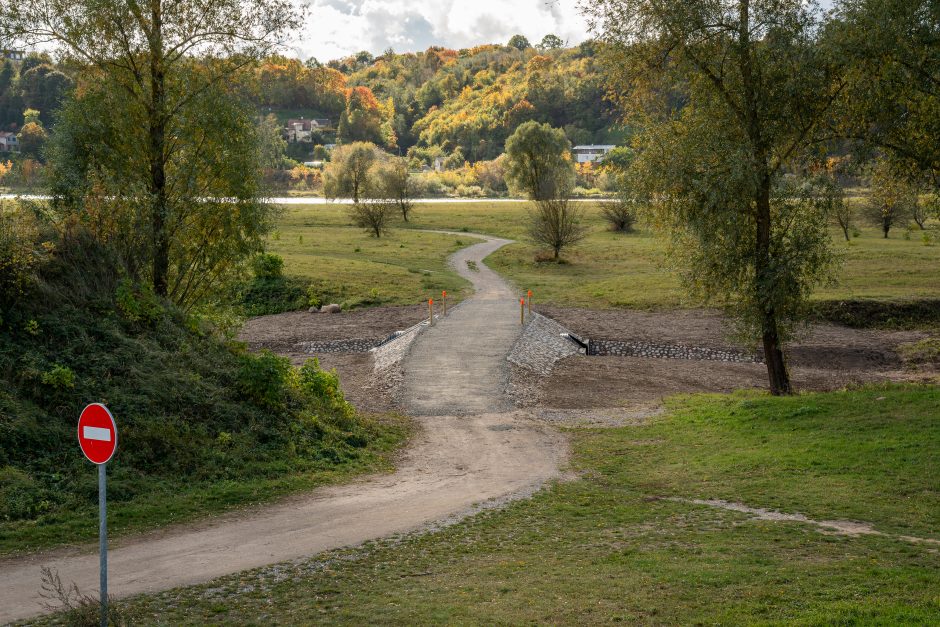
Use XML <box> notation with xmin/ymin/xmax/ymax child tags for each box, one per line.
<box><xmin>267</xmin><ymin>204</ymin><xmax>481</xmax><ymax>309</ymax></box>
<box><xmin>278</xmin><ymin>201</ymin><xmax>940</xmax><ymax>310</ymax></box>
<box><xmin>92</xmin><ymin>384</ymin><xmax>939</xmax><ymax>625</ymax></box>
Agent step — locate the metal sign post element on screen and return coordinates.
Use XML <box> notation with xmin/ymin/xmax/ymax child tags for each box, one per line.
<box><xmin>98</xmin><ymin>463</ymin><xmax>108</xmax><ymax>627</ymax></box>
<box><xmin>78</xmin><ymin>403</ymin><xmax>117</xmax><ymax>627</ymax></box>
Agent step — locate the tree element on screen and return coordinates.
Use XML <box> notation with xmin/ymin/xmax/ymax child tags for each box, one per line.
<box><xmin>867</xmin><ymin>160</ymin><xmax>918</xmax><ymax>238</ymax></box>
<box><xmin>584</xmin><ymin>0</ymin><xmax>843</xmax><ymax>395</ymax></box>
<box><xmin>348</xmin><ymin>201</ymin><xmax>394</xmax><ymax>238</ymax></box>
<box><xmin>529</xmin><ymin>197</ymin><xmax>588</xmax><ymax>260</ymax></box>
<box><xmin>18</xmin><ymin>64</ymin><xmax>72</xmax><ymax>124</ymax></box>
<box><xmin>832</xmin><ymin>0</ymin><xmax>940</xmax><ymax>185</ymax></box>
<box><xmin>16</xmin><ymin>117</ymin><xmax>46</xmax><ymax>160</ymax></box>
<box><xmin>338</xmin><ymin>86</ymin><xmax>395</xmax><ymax>147</ymax></box>
<box><xmin>48</xmin><ymin>71</ymin><xmax>275</xmax><ymax>309</ymax></box>
<box><xmin>812</xmin><ymin>173</ymin><xmax>853</xmax><ymax>241</ymax></box>
<box><xmin>538</xmin><ymin>34</ymin><xmax>565</xmax><ymax>50</ymax></box>
<box><xmin>508</xmin><ymin>35</ymin><xmax>531</xmax><ymax>50</ymax></box>
<box><xmin>374</xmin><ymin>157</ymin><xmax>415</xmax><ymax>221</ymax></box>
<box><xmin>1</xmin><ymin>0</ymin><xmax>295</xmax><ymax>298</ymax></box>
<box><xmin>505</xmin><ymin>121</ymin><xmax>574</xmax><ymax>201</ymax></box>
<box><xmin>323</xmin><ymin>142</ymin><xmax>380</xmax><ymax>203</ymax></box>
<box><xmin>258</xmin><ymin>113</ymin><xmax>288</xmax><ymax>171</ymax></box>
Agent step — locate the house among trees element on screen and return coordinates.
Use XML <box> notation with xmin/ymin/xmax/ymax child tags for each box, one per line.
<box><xmin>285</xmin><ymin>118</ymin><xmax>333</xmax><ymax>143</ymax></box>
<box><xmin>0</xmin><ymin>132</ymin><xmax>19</xmax><ymax>152</ymax></box>
<box><xmin>1</xmin><ymin>50</ymin><xmax>25</xmax><ymax>61</ymax></box>
<box><xmin>572</xmin><ymin>144</ymin><xmax>616</xmax><ymax>164</ymax></box>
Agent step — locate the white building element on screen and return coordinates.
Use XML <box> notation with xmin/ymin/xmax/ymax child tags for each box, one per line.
<box><xmin>572</xmin><ymin>145</ymin><xmax>616</xmax><ymax>164</ymax></box>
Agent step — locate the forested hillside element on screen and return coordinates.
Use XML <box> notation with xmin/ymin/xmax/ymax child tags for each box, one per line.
<box><xmin>0</xmin><ymin>38</ymin><xmax>619</xmax><ymax>177</ymax></box>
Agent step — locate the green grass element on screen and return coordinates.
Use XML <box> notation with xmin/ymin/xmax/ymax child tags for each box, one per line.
<box><xmin>268</xmin><ymin>205</ymin><xmax>481</xmax><ymax>309</ymax></box>
<box><xmin>0</xmin><ymin>414</ymin><xmax>409</xmax><ymax>557</ymax></box>
<box><xmin>271</xmin><ymin>201</ymin><xmax>940</xmax><ymax>311</ymax></box>
<box><xmin>92</xmin><ymin>384</ymin><xmax>940</xmax><ymax>624</ymax></box>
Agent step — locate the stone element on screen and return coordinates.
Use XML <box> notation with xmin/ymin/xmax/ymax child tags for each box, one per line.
<box><xmin>308</xmin><ymin>306</ymin><xmax>319</xmax><ymax>313</ymax></box>
<box><xmin>320</xmin><ymin>303</ymin><xmax>342</xmax><ymax>314</ymax></box>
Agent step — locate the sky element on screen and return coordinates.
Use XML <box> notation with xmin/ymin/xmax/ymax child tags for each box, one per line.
<box><xmin>290</xmin><ymin>0</ymin><xmax>592</xmax><ymax>63</ymax></box>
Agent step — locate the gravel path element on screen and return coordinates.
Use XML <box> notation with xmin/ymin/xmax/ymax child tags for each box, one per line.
<box><xmin>402</xmin><ymin>234</ymin><xmax>519</xmax><ymax>415</ymax></box>
<box><xmin>0</xmin><ymin>235</ymin><xmax>565</xmax><ymax>624</ymax></box>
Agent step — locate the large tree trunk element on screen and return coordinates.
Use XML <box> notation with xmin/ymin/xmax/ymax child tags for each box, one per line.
<box><xmin>149</xmin><ymin>0</ymin><xmax>169</xmax><ymax>297</ymax></box>
<box><xmin>755</xmin><ymin>174</ymin><xmax>793</xmax><ymax>396</ymax></box>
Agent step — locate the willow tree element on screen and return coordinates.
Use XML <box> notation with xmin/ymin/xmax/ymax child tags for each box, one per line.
<box><xmin>0</xmin><ymin>0</ymin><xmax>295</xmax><ymax>299</ymax></box>
<box><xmin>582</xmin><ymin>0</ymin><xmax>843</xmax><ymax>394</ymax></box>
<box><xmin>832</xmin><ymin>0</ymin><xmax>940</xmax><ymax>185</ymax></box>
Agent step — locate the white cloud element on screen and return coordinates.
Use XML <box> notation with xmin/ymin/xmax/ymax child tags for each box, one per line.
<box><xmin>290</xmin><ymin>0</ymin><xmax>591</xmax><ymax>62</ymax></box>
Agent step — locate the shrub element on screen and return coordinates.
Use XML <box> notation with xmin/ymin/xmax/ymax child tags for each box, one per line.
<box><xmin>115</xmin><ymin>279</ymin><xmax>164</xmax><ymax>324</ymax></box>
<box><xmin>348</xmin><ymin>201</ymin><xmax>395</xmax><ymax>238</ymax></box>
<box><xmin>251</xmin><ymin>253</ymin><xmax>285</xmax><ymax>280</ymax></box>
<box><xmin>600</xmin><ymin>200</ymin><xmax>638</xmax><ymax>233</ymax></box>
<box><xmin>0</xmin><ymin>467</ymin><xmax>50</xmax><ymax>521</ymax></box>
<box><xmin>237</xmin><ymin>350</ymin><xmax>293</xmax><ymax>409</ymax></box>
<box><xmin>0</xmin><ymin>204</ymin><xmax>44</xmax><ymax>309</ymax></box>
<box><xmin>40</xmin><ymin>364</ymin><xmax>76</xmax><ymax>390</ymax></box>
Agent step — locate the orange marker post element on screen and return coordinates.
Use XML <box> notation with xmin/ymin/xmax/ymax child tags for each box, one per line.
<box><xmin>520</xmin><ymin>298</ymin><xmax>526</xmax><ymax>325</ymax></box>
<box><xmin>527</xmin><ymin>290</ymin><xmax>533</xmax><ymax>315</ymax></box>
<box><xmin>442</xmin><ymin>290</ymin><xmax>447</xmax><ymax>316</ymax></box>
<box><xmin>429</xmin><ymin>298</ymin><xmax>434</xmax><ymax>326</ymax></box>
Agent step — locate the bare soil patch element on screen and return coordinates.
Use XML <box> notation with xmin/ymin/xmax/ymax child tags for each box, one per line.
<box><xmin>239</xmin><ymin>305</ymin><xmax>427</xmax><ymax>353</ymax></box>
<box><xmin>536</xmin><ymin>305</ymin><xmax>927</xmax><ymax>370</ymax></box>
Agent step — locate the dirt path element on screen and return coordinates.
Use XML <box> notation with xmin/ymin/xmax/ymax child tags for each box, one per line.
<box><xmin>0</xmin><ymin>235</ymin><xmax>565</xmax><ymax>624</ymax></box>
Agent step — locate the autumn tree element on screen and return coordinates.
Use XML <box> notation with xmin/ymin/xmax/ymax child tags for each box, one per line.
<box><xmin>16</xmin><ymin>109</ymin><xmax>46</xmax><ymax>159</ymax></box>
<box><xmin>323</xmin><ymin>142</ymin><xmax>381</xmax><ymax>203</ymax></box>
<box><xmin>338</xmin><ymin>86</ymin><xmax>395</xmax><ymax>148</ymax></box>
<box><xmin>584</xmin><ymin>0</ymin><xmax>843</xmax><ymax>395</ymax></box>
<box><xmin>0</xmin><ymin>0</ymin><xmax>295</xmax><ymax>299</ymax></box>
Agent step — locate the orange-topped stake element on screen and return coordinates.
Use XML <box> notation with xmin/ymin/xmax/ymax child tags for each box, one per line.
<box><xmin>441</xmin><ymin>290</ymin><xmax>448</xmax><ymax>316</ymax></box>
<box><xmin>428</xmin><ymin>298</ymin><xmax>434</xmax><ymax>326</ymax></box>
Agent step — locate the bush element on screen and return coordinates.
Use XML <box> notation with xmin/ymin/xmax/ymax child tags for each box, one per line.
<box><xmin>600</xmin><ymin>200</ymin><xmax>638</xmax><ymax>232</ymax></box>
<box><xmin>348</xmin><ymin>201</ymin><xmax>395</xmax><ymax>238</ymax></box>
<box><xmin>0</xmin><ymin>204</ymin><xmax>44</xmax><ymax>310</ymax></box>
<box><xmin>237</xmin><ymin>350</ymin><xmax>293</xmax><ymax>409</ymax></box>
<box><xmin>252</xmin><ymin>253</ymin><xmax>285</xmax><ymax>280</ymax></box>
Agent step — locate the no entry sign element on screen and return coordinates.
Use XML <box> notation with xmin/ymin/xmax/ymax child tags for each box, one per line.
<box><xmin>78</xmin><ymin>403</ymin><xmax>117</xmax><ymax>465</ymax></box>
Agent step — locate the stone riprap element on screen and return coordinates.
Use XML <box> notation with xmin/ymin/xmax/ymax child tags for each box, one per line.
<box><xmin>589</xmin><ymin>339</ymin><xmax>759</xmax><ymax>363</ymax></box>
<box><xmin>505</xmin><ymin>313</ymin><xmax>583</xmax><ymax>407</ymax></box>
<box><xmin>372</xmin><ymin>318</ymin><xmax>437</xmax><ymax>373</ymax></box>
<box><xmin>296</xmin><ymin>338</ymin><xmax>383</xmax><ymax>354</ymax></box>
<box><xmin>508</xmin><ymin>313</ymin><xmax>584</xmax><ymax>375</ymax></box>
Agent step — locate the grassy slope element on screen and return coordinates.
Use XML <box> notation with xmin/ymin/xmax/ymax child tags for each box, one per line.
<box><xmin>101</xmin><ymin>384</ymin><xmax>939</xmax><ymax>624</ymax></box>
<box><xmin>268</xmin><ymin>204</ymin><xmax>480</xmax><ymax>309</ymax></box>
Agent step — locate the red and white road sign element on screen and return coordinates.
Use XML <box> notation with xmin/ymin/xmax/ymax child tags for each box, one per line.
<box><xmin>78</xmin><ymin>403</ymin><xmax>117</xmax><ymax>465</ymax></box>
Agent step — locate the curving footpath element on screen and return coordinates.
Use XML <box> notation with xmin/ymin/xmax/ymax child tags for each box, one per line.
<box><xmin>0</xmin><ymin>234</ymin><xmax>565</xmax><ymax>624</ymax></box>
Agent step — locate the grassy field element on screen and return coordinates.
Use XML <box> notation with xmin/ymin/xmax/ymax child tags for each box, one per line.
<box><xmin>88</xmin><ymin>384</ymin><xmax>939</xmax><ymax>624</ymax></box>
<box><xmin>276</xmin><ymin>201</ymin><xmax>940</xmax><ymax>311</ymax></box>
<box><xmin>267</xmin><ymin>205</ymin><xmax>481</xmax><ymax>309</ymax></box>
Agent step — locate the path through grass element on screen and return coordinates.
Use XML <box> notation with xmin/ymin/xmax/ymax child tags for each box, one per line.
<box><xmin>91</xmin><ymin>384</ymin><xmax>939</xmax><ymax>624</ymax></box>
<box><xmin>277</xmin><ymin>201</ymin><xmax>940</xmax><ymax>310</ymax></box>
